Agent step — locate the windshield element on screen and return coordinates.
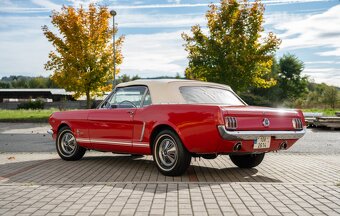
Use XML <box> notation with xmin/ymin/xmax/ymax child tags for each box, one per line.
<box><xmin>179</xmin><ymin>86</ymin><xmax>245</xmax><ymax>105</ymax></box>
<box><xmin>102</xmin><ymin>86</ymin><xmax>147</xmax><ymax>108</ymax></box>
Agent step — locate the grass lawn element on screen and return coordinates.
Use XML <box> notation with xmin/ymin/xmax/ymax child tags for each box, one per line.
<box><xmin>0</xmin><ymin>109</ymin><xmax>58</xmax><ymax>122</ymax></box>
<box><xmin>302</xmin><ymin>108</ymin><xmax>339</xmax><ymax>116</ymax></box>
<box><xmin>0</xmin><ymin>108</ymin><xmax>338</xmax><ymax>123</ymax></box>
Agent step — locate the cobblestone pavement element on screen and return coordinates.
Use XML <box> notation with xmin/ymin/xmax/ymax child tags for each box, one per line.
<box><xmin>0</xmin><ymin>152</ymin><xmax>339</xmax><ymax>215</ymax></box>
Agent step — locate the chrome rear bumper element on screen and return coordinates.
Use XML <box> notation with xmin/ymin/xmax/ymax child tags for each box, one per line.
<box><xmin>217</xmin><ymin>125</ymin><xmax>306</xmax><ymax>140</ymax></box>
<box><xmin>47</xmin><ymin>129</ymin><xmax>53</xmax><ymax>136</ymax></box>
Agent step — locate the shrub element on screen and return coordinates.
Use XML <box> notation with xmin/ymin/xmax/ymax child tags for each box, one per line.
<box><xmin>17</xmin><ymin>100</ymin><xmax>45</xmax><ymax>110</ymax></box>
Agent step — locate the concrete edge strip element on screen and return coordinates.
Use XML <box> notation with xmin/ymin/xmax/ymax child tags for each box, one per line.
<box><xmin>0</xmin><ymin>159</ymin><xmax>52</xmax><ymax>179</ymax></box>
<box><xmin>0</xmin><ymin>182</ymin><xmax>337</xmax><ymax>187</ymax></box>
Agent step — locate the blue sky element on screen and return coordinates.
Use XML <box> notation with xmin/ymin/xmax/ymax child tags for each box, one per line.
<box><xmin>1</xmin><ymin>0</ymin><xmax>340</xmax><ymax>87</ymax></box>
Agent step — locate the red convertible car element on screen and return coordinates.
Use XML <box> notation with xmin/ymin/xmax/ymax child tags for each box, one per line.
<box><xmin>48</xmin><ymin>79</ymin><xmax>306</xmax><ymax>176</ymax></box>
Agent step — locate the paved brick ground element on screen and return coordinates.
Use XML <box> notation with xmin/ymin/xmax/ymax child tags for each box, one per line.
<box><xmin>0</xmin><ymin>152</ymin><xmax>339</xmax><ymax>215</ymax></box>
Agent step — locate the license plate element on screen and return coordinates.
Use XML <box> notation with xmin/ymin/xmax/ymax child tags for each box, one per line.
<box><xmin>254</xmin><ymin>137</ymin><xmax>271</xmax><ymax>149</ymax></box>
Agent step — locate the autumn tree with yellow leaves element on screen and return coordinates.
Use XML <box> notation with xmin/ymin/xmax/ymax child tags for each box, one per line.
<box><xmin>43</xmin><ymin>4</ymin><xmax>124</xmax><ymax>108</ymax></box>
<box><xmin>182</xmin><ymin>0</ymin><xmax>281</xmax><ymax>91</ymax></box>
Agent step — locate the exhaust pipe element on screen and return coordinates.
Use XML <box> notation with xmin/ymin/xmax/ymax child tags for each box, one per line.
<box><xmin>280</xmin><ymin>141</ymin><xmax>288</xmax><ymax>150</ymax></box>
<box><xmin>233</xmin><ymin>142</ymin><xmax>242</xmax><ymax>151</ymax></box>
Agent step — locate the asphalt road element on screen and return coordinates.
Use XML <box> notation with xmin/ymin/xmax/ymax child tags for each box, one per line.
<box><xmin>0</xmin><ymin>123</ymin><xmax>339</xmax><ymax>153</ymax></box>
<box><xmin>0</xmin><ymin>123</ymin><xmax>54</xmax><ymax>152</ymax></box>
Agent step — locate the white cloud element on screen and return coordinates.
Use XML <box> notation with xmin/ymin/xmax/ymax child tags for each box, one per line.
<box><xmin>303</xmin><ymin>68</ymin><xmax>340</xmax><ymax>86</ymax></box>
<box><xmin>318</xmin><ymin>48</ymin><xmax>340</xmax><ymax>57</ymax></box>
<box><xmin>66</xmin><ymin>0</ymin><xmax>102</xmax><ymax>7</ymax></box>
<box><xmin>0</xmin><ymin>0</ymin><xmax>331</xmax><ymax>13</ymax></box>
<box><xmin>1</xmin><ymin>0</ymin><xmax>15</xmax><ymax>7</ymax></box>
<box><xmin>120</xmin><ymin>30</ymin><xmax>187</xmax><ymax>77</ymax></box>
<box><xmin>0</xmin><ymin>39</ymin><xmax>52</xmax><ymax>77</ymax></box>
<box><xmin>0</xmin><ymin>7</ymin><xmax>50</xmax><ymax>13</ymax></box>
<box><xmin>305</xmin><ymin>61</ymin><xmax>337</xmax><ymax>64</ymax></box>
<box><xmin>265</xmin><ymin>12</ymin><xmax>308</xmax><ymax>26</ymax></box>
<box><xmin>167</xmin><ymin>0</ymin><xmax>181</xmax><ymax>4</ymax></box>
<box><xmin>31</xmin><ymin>0</ymin><xmax>60</xmax><ymax>10</ymax></box>
<box><xmin>0</xmin><ymin>15</ymin><xmax>52</xmax><ymax>77</ymax></box>
<box><xmin>109</xmin><ymin>0</ymin><xmax>331</xmax><ymax>9</ymax></box>
<box><xmin>273</xmin><ymin>5</ymin><xmax>340</xmax><ymax>55</ymax></box>
<box><xmin>304</xmin><ymin>68</ymin><xmax>336</xmax><ymax>73</ymax></box>
<box><xmin>267</xmin><ymin>5</ymin><xmax>340</xmax><ymax>86</ymax></box>
<box><xmin>261</xmin><ymin>0</ymin><xmax>332</xmax><ymax>6</ymax></box>
<box><xmin>117</xmin><ymin>13</ymin><xmax>205</xmax><ymax>28</ymax></box>
<box><xmin>109</xmin><ymin>3</ymin><xmax>210</xmax><ymax>9</ymax></box>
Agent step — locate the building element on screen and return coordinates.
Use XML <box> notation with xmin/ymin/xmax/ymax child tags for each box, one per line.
<box><xmin>0</xmin><ymin>89</ymin><xmax>74</xmax><ymax>102</ymax></box>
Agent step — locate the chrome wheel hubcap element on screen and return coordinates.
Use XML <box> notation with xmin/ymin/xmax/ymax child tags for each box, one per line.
<box><xmin>158</xmin><ymin>138</ymin><xmax>177</xmax><ymax>167</ymax></box>
<box><xmin>61</xmin><ymin>132</ymin><xmax>76</xmax><ymax>155</ymax></box>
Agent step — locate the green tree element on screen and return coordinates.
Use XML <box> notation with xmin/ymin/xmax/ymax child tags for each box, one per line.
<box><xmin>182</xmin><ymin>0</ymin><xmax>281</xmax><ymax>91</ymax></box>
<box><xmin>43</xmin><ymin>4</ymin><xmax>124</xmax><ymax>108</ymax></box>
<box><xmin>11</xmin><ymin>77</ymin><xmax>29</xmax><ymax>88</ymax></box>
<box><xmin>246</xmin><ymin>54</ymin><xmax>309</xmax><ymax>107</ymax></box>
<box><xmin>28</xmin><ymin>76</ymin><xmax>48</xmax><ymax>88</ymax></box>
<box><xmin>247</xmin><ymin>56</ymin><xmax>280</xmax><ymax>105</ymax></box>
<box><xmin>277</xmin><ymin>54</ymin><xmax>308</xmax><ymax>101</ymax></box>
<box><xmin>302</xmin><ymin>82</ymin><xmax>326</xmax><ymax>108</ymax></box>
<box><xmin>131</xmin><ymin>75</ymin><xmax>140</xmax><ymax>80</ymax></box>
<box><xmin>46</xmin><ymin>77</ymin><xmax>58</xmax><ymax>88</ymax></box>
<box><xmin>322</xmin><ymin>86</ymin><xmax>339</xmax><ymax>109</ymax></box>
<box><xmin>114</xmin><ymin>74</ymin><xmax>141</xmax><ymax>85</ymax></box>
<box><xmin>119</xmin><ymin>74</ymin><xmax>131</xmax><ymax>83</ymax></box>
<box><xmin>0</xmin><ymin>82</ymin><xmax>10</xmax><ymax>88</ymax></box>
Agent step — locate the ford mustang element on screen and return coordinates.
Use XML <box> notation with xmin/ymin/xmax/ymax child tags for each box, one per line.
<box><xmin>48</xmin><ymin>79</ymin><xmax>306</xmax><ymax>176</ymax></box>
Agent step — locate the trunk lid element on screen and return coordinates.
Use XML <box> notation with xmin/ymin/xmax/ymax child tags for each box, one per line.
<box><xmin>220</xmin><ymin>106</ymin><xmax>301</xmax><ymax>131</ymax></box>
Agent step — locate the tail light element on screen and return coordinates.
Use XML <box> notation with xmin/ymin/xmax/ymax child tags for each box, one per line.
<box><xmin>225</xmin><ymin>117</ymin><xmax>237</xmax><ymax>129</ymax></box>
<box><xmin>292</xmin><ymin>118</ymin><xmax>303</xmax><ymax>129</ymax></box>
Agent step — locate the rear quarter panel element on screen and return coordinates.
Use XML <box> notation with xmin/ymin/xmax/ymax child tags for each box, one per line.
<box><xmin>134</xmin><ymin>104</ymin><xmax>224</xmax><ymax>153</ymax></box>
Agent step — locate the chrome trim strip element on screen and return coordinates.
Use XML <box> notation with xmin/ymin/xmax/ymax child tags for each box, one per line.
<box><xmin>217</xmin><ymin>125</ymin><xmax>306</xmax><ymax>140</ymax></box>
<box><xmin>133</xmin><ymin>142</ymin><xmax>149</xmax><ymax>147</ymax></box>
<box><xmin>76</xmin><ymin>138</ymin><xmax>91</xmax><ymax>143</ymax></box>
<box><xmin>76</xmin><ymin>138</ymin><xmax>150</xmax><ymax>147</ymax></box>
<box><xmin>139</xmin><ymin>122</ymin><xmax>146</xmax><ymax>141</ymax></box>
<box><xmin>90</xmin><ymin>139</ymin><xmax>131</xmax><ymax>146</ymax></box>
<box><xmin>77</xmin><ymin>138</ymin><xmax>130</xmax><ymax>145</ymax></box>
<box><xmin>220</xmin><ymin>107</ymin><xmax>298</xmax><ymax>114</ymax></box>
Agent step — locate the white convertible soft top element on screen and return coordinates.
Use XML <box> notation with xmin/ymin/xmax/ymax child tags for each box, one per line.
<box><xmin>116</xmin><ymin>79</ymin><xmax>233</xmax><ymax>104</ymax></box>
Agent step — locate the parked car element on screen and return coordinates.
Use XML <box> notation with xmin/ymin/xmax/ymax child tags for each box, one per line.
<box><xmin>48</xmin><ymin>79</ymin><xmax>306</xmax><ymax>176</ymax></box>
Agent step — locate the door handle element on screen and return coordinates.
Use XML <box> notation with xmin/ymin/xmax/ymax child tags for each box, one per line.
<box><xmin>127</xmin><ymin>110</ymin><xmax>134</xmax><ymax>115</ymax></box>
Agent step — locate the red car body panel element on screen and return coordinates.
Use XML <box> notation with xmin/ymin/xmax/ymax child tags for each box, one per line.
<box><xmin>49</xmin><ymin>102</ymin><xmax>305</xmax><ymax>155</ymax></box>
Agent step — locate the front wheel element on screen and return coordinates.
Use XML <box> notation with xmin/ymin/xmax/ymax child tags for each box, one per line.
<box><xmin>229</xmin><ymin>153</ymin><xmax>265</xmax><ymax>168</ymax></box>
<box><xmin>56</xmin><ymin>127</ymin><xmax>86</xmax><ymax>161</ymax></box>
<box><xmin>153</xmin><ymin>130</ymin><xmax>191</xmax><ymax>176</ymax></box>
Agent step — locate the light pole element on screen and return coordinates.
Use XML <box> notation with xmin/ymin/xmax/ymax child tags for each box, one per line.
<box><xmin>110</xmin><ymin>9</ymin><xmax>117</xmax><ymax>89</ymax></box>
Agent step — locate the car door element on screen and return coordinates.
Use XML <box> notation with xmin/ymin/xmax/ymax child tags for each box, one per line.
<box><xmin>87</xmin><ymin>86</ymin><xmax>147</xmax><ymax>152</ymax></box>
<box><xmin>131</xmin><ymin>89</ymin><xmax>152</xmax><ymax>150</ymax></box>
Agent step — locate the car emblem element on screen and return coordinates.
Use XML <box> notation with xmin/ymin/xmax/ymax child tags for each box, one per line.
<box><xmin>263</xmin><ymin>118</ymin><xmax>270</xmax><ymax>127</ymax></box>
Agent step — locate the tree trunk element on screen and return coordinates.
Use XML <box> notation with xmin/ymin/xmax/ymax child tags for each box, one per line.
<box><xmin>86</xmin><ymin>91</ymin><xmax>91</xmax><ymax>109</ymax></box>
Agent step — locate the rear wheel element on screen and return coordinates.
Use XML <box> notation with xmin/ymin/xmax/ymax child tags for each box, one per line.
<box><xmin>153</xmin><ymin>130</ymin><xmax>191</xmax><ymax>176</ymax></box>
<box><xmin>56</xmin><ymin>127</ymin><xmax>86</xmax><ymax>161</ymax></box>
<box><xmin>229</xmin><ymin>153</ymin><xmax>265</xmax><ymax>168</ymax></box>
